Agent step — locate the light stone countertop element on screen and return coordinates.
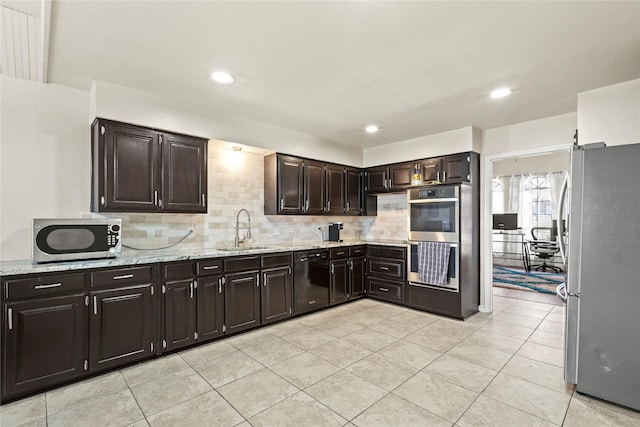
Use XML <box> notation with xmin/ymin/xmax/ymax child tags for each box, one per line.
<box><xmin>0</xmin><ymin>240</ymin><xmax>408</xmax><ymax>277</ymax></box>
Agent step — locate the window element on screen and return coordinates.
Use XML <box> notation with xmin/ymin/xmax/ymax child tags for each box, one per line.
<box><xmin>492</xmin><ymin>178</ymin><xmax>504</xmax><ymax>214</ymax></box>
<box><xmin>522</xmin><ymin>175</ymin><xmax>553</xmax><ymax>239</ymax></box>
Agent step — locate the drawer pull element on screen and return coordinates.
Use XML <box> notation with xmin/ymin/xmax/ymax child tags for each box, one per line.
<box><xmin>113</xmin><ymin>274</ymin><xmax>134</xmax><ymax>280</ymax></box>
<box><xmin>203</xmin><ymin>265</ymin><xmax>219</xmax><ymax>270</ymax></box>
<box><xmin>379</xmin><ymin>287</ymin><xmax>389</xmax><ymax>292</ymax></box>
<box><xmin>336</xmin><ymin>251</ymin><xmax>345</xmax><ymax>256</ymax></box>
<box><xmin>379</xmin><ymin>266</ymin><xmax>389</xmax><ymax>271</ymax></box>
<box><xmin>34</xmin><ymin>283</ymin><xmax>62</xmax><ymax>289</ymax></box>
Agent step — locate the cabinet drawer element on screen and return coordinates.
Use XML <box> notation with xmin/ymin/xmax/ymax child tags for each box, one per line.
<box><xmin>261</xmin><ymin>253</ymin><xmax>291</xmax><ymax>269</ymax></box>
<box><xmin>329</xmin><ymin>248</ymin><xmax>349</xmax><ymax>259</ymax></box>
<box><xmin>406</xmin><ymin>282</ymin><xmax>462</xmax><ymax>319</ymax></box>
<box><xmin>225</xmin><ymin>256</ymin><xmax>260</xmax><ymax>273</ymax></box>
<box><xmin>367</xmin><ymin>278</ymin><xmax>404</xmax><ymax>303</ymax></box>
<box><xmin>367</xmin><ymin>257</ymin><xmax>405</xmax><ymax>280</ymax></box>
<box><xmin>367</xmin><ymin>245</ymin><xmax>406</xmax><ymax>259</ymax></box>
<box><xmin>91</xmin><ymin>265</ymin><xmax>153</xmax><ymax>288</ymax></box>
<box><xmin>349</xmin><ymin>246</ymin><xmax>366</xmax><ymax>257</ymax></box>
<box><xmin>196</xmin><ymin>259</ymin><xmax>223</xmax><ymax>276</ymax></box>
<box><xmin>4</xmin><ymin>272</ymin><xmax>86</xmax><ymax>300</ymax></box>
<box><xmin>161</xmin><ymin>262</ymin><xmax>194</xmax><ymax>282</ymax></box>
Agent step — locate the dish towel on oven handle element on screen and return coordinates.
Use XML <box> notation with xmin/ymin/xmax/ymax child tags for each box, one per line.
<box><xmin>417</xmin><ymin>241</ymin><xmax>452</xmax><ymax>286</ymax></box>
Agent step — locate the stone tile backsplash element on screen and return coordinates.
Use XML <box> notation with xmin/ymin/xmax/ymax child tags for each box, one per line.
<box><xmin>91</xmin><ymin>146</ymin><xmax>409</xmax><ymax>252</ymax></box>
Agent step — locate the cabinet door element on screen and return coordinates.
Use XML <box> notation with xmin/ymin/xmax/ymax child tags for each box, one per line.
<box><xmin>197</xmin><ymin>275</ymin><xmax>225</xmax><ymax>342</ymax></box>
<box><xmin>349</xmin><ymin>257</ymin><xmax>365</xmax><ymax>299</ymax></box>
<box><xmin>305</xmin><ymin>160</ymin><xmax>326</xmax><ymax>214</ymax></box>
<box><xmin>90</xmin><ymin>285</ymin><xmax>153</xmax><ymax>372</ymax></box>
<box><xmin>3</xmin><ymin>294</ymin><xmax>87</xmax><ymax>399</ymax></box>
<box><xmin>365</xmin><ymin>166</ymin><xmax>388</xmax><ymax>193</ymax></box>
<box><xmin>162</xmin><ymin>133</ymin><xmax>207</xmax><ymax>213</ymax></box>
<box><xmin>103</xmin><ymin>121</ymin><xmax>161</xmax><ymax>212</ymax></box>
<box><xmin>389</xmin><ymin>162</ymin><xmax>413</xmax><ymax>191</ymax></box>
<box><xmin>330</xmin><ymin>260</ymin><xmax>349</xmax><ymax>305</ymax></box>
<box><xmin>442</xmin><ymin>154</ymin><xmax>470</xmax><ymax>183</ymax></box>
<box><xmin>225</xmin><ymin>271</ymin><xmax>260</xmax><ymax>334</ymax></box>
<box><xmin>278</xmin><ymin>155</ymin><xmax>305</xmax><ymax>213</ymax></box>
<box><xmin>164</xmin><ymin>280</ymin><xmax>196</xmax><ymax>351</ymax></box>
<box><xmin>326</xmin><ymin>165</ymin><xmax>345</xmax><ymax>214</ymax></box>
<box><xmin>261</xmin><ymin>267</ymin><xmax>292</xmax><ymax>325</ymax></box>
<box><xmin>420</xmin><ymin>158</ymin><xmax>442</xmax><ymax>183</ymax></box>
<box><xmin>345</xmin><ymin>168</ymin><xmax>362</xmax><ymax>215</ymax></box>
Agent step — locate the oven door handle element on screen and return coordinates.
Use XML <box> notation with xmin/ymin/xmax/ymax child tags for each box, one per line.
<box><xmin>408</xmin><ymin>241</ymin><xmax>458</xmax><ymax>247</ymax></box>
<box><xmin>408</xmin><ymin>197</ymin><xmax>459</xmax><ymax>204</ymax></box>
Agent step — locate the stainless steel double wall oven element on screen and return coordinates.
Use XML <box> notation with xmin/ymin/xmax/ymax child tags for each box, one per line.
<box><xmin>407</xmin><ymin>185</ymin><xmax>463</xmax><ymax>291</ymax></box>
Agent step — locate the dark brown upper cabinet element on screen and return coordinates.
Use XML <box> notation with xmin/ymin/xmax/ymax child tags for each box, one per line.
<box><xmin>326</xmin><ymin>164</ymin><xmax>345</xmax><ymax>215</ymax></box>
<box><xmin>345</xmin><ymin>167</ymin><xmax>362</xmax><ymax>215</ymax></box>
<box><xmin>365</xmin><ymin>152</ymin><xmax>478</xmax><ymax>194</ymax></box>
<box><xmin>92</xmin><ymin>119</ymin><xmax>207</xmax><ymax>213</ymax></box>
<box><xmin>265</xmin><ymin>153</ymin><xmax>364</xmax><ymax>215</ymax></box>
<box><xmin>305</xmin><ymin>160</ymin><xmax>326</xmax><ymax>215</ymax></box>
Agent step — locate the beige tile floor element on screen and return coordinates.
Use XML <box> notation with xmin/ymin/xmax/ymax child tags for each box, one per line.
<box><xmin>2</xmin><ymin>288</ymin><xmax>639</xmax><ymax>427</ymax></box>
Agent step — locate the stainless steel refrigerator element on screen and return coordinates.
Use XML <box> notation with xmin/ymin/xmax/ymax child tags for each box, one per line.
<box><xmin>556</xmin><ymin>142</ymin><xmax>640</xmax><ymax>411</ymax></box>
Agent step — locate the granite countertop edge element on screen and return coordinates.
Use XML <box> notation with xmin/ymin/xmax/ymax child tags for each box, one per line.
<box><xmin>0</xmin><ymin>240</ymin><xmax>408</xmax><ymax>276</ymax></box>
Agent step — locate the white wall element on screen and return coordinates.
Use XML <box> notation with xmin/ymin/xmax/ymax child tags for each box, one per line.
<box><xmin>578</xmin><ymin>79</ymin><xmax>640</xmax><ymax>146</ymax></box>
<box><xmin>362</xmin><ymin>126</ymin><xmax>475</xmax><ymax>167</ymax></box>
<box><xmin>492</xmin><ymin>152</ymin><xmax>569</xmax><ymax>177</ymax></box>
<box><xmin>0</xmin><ymin>76</ymin><xmax>90</xmax><ymax>260</ymax></box>
<box><xmin>93</xmin><ymin>80</ymin><xmax>363</xmax><ymax>167</ymax></box>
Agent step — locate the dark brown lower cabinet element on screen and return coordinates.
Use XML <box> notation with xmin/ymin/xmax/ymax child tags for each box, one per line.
<box><xmin>329</xmin><ymin>259</ymin><xmax>349</xmax><ymax>305</ymax></box>
<box><xmin>367</xmin><ymin>277</ymin><xmax>404</xmax><ymax>303</ymax></box>
<box><xmin>164</xmin><ymin>279</ymin><xmax>196</xmax><ymax>351</ymax></box>
<box><xmin>197</xmin><ymin>275</ymin><xmax>225</xmax><ymax>342</ymax></box>
<box><xmin>90</xmin><ymin>284</ymin><xmax>154</xmax><ymax>372</ymax></box>
<box><xmin>225</xmin><ymin>271</ymin><xmax>260</xmax><ymax>334</ymax></box>
<box><xmin>3</xmin><ymin>294</ymin><xmax>87</xmax><ymax>399</ymax></box>
<box><xmin>261</xmin><ymin>267</ymin><xmax>292</xmax><ymax>325</ymax></box>
<box><xmin>349</xmin><ymin>257</ymin><xmax>365</xmax><ymax>299</ymax></box>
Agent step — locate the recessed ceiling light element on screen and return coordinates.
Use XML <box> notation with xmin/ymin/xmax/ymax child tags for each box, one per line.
<box><xmin>365</xmin><ymin>125</ymin><xmax>379</xmax><ymax>133</ymax></box>
<box><xmin>210</xmin><ymin>71</ymin><xmax>234</xmax><ymax>84</ymax></box>
<box><xmin>490</xmin><ymin>88</ymin><xmax>511</xmax><ymax>99</ymax></box>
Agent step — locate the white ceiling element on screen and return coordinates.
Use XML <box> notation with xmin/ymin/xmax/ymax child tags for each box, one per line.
<box><xmin>46</xmin><ymin>1</ymin><xmax>640</xmax><ymax>149</ymax></box>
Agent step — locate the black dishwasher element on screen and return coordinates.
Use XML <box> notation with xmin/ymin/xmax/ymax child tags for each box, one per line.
<box><xmin>293</xmin><ymin>250</ymin><xmax>330</xmax><ymax>315</ymax></box>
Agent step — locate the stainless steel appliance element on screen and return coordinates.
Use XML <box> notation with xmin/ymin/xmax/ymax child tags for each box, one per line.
<box><xmin>408</xmin><ymin>185</ymin><xmax>459</xmax><ymax>242</ymax></box>
<box><xmin>407</xmin><ymin>241</ymin><xmax>459</xmax><ymax>291</ymax></box>
<box><xmin>293</xmin><ymin>250</ymin><xmax>329</xmax><ymax>315</ymax></box>
<box><xmin>33</xmin><ymin>218</ymin><xmax>121</xmax><ymax>263</ymax></box>
<box><xmin>556</xmin><ymin>143</ymin><xmax>640</xmax><ymax>411</ymax></box>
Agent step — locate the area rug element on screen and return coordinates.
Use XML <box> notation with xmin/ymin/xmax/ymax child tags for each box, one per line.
<box><xmin>493</xmin><ymin>266</ymin><xmax>564</xmax><ymax>294</ymax></box>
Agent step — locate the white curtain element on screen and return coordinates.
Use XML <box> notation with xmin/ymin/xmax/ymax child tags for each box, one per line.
<box><xmin>547</xmin><ymin>171</ymin><xmax>566</xmax><ymax>220</ymax></box>
<box><xmin>508</xmin><ymin>175</ymin><xmax>526</xmax><ymax>226</ymax></box>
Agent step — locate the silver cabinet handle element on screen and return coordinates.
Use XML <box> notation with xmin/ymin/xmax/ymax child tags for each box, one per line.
<box><xmin>263</xmin><ymin>273</ymin><xmax>267</xmax><ymax>286</ymax></box>
<box><xmin>305</xmin><ymin>200</ymin><xmax>309</xmax><ymax>211</ymax></box>
<box><xmin>437</xmin><ymin>172</ymin><xmax>440</xmax><ymax>181</ymax></box>
<box><xmin>256</xmin><ymin>273</ymin><xmax>260</xmax><ymax>287</ymax></box>
<box><xmin>389</xmin><ymin>178</ymin><xmax>392</xmax><ymax>188</ymax></box>
<box><xmin>189</xmin><ymin>282</ymin><xmax>194</xmax><ymax>298</ymax></box>
<box><xmin>202</xmin><ymin>193</ymin><xmax>206</xmax><ymax>207</ymax></box>
<box><xmin>34</xmin><ymin>282</ymin><xmax>62</xmax><ymax>289</ymax></box>
<box><xmin>158</xmin><ymin>197</ymin><xmax>163</xmax><ymax>208</ymax></box>
<box><xmin>380</xmin><ymin>287</ymin><xmax>389</xmax><ymax>292</ymax></box>
<box><xmin>100</xmin><ymin>196</ymin><xmax>106</xmax><ymax>206</ymax></box>
<box><xmin>331</xmin><ymin>264</ymin><xmax>335</xmax><ymax>274</ymax></box>
<box><xmin>7</xmin><ymin>308</ymin><xmax>13</xmax><ymax>330</ymax></box>
<box><xmin>203</xmin><ymin>265</ymin><xmax>219</xmax><ymax>270</ymax></box>
<box><xmin>346</xmin><ymin>201</ymin><xmax>350</xmax><ymax>211</ymax></box>
<box><xmin>154</xmin><ymin>190</ymin><xmax>158</xmax><ymax>206</ymax></box>
<box><xmin>336</xmin><ymin>251</ymin><xmax>345</xmax><ymax>256</ymax></box>
<box><xmin>280</xmin><ymin>198</ymin><xmax>284</xmax><ymax>210</ymax></box>
<box><xmin>379</xmin><ymin>266</ymin><xmax>389</xmax><ymax>271</ymax></box>
<box><xmin>194</xmin><ymin>280</ymin><xmax>198</xmax><ymax>289</ymax></box>
<box><xmin>93</xmin><ymin>296</ymin><xmax>98</xmax><ymax>315</ymax></box>
<box><xmin>218</xmin><ymin>278</ymin><xmax>222</xmax><ymax>294</ymax></box>
<box><xmin>113</xmin><ymin>274</ymin><xmax>133</xmax><ymax>280</ymax></box>
<box><xmin>327</xmin><ymin>200</ymin><xmax>331</xmax><ymax>211</ymax></box>
<box><xmin>443</xmin><ymin>171</ymin><xmax>446</xmax><ymax>182</ymax></box>
<box><xmin>349</xmin><ymin>260</ymin><xmax>353</xmax><ymax>271</ymax></box>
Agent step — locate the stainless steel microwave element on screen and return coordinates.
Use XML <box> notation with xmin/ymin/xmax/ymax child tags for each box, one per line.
<box><xmin>33</xmin><ymin>218</ymin><xmax>121</xmax><ymax>263</ymax></box>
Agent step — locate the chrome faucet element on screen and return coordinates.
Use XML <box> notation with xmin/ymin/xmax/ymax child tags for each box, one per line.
<box><xmin>235</xmin><ymin>209</ymin><xmax>251</xmax><ymax>247</ymax></box>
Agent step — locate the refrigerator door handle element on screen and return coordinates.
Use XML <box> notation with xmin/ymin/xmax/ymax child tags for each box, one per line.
<box><xmin>557</xmin><ymin>173</ymin><xmax>569</xmax><ymax>268</ymax></box>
